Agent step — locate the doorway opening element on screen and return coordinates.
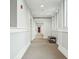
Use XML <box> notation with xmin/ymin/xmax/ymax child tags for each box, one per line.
<box><xmin>38</xmin><ymin>27</ymin><xmax>41</xmax><ymax>33</ymax></box>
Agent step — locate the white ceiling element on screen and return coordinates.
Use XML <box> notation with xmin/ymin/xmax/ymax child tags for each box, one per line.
<box><xmin>25</xmin><ymin>0</ymin><xmax>63</xmax><ymax>17</ymax></box>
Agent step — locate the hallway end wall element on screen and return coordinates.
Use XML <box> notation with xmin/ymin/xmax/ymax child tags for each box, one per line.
<box><xmin>33</xmin><ymin>18</ymin><xmax>52</xmax><ymax>39</ymax></box>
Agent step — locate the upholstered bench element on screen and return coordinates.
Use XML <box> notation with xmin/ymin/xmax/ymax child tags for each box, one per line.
<box><xmin>48</xmin><ymin>36</ymin><xmax>56</xmax><ymax>43</ymax></box>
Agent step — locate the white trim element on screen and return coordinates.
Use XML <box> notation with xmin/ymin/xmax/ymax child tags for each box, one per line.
<box><xmin>57</xmin><ymin>29</ymin><xmax>68</xmax><ymax>32</ymax></box>
<box><xmin>58</xmin><ymin>45</ymin><xmax>68</xmax><ymax>58</ymax></box>
<box><xmin>10</xmin><ymin>28</ymin><xmax>28</xmax><ymax>33</ymax></box>
<box><xmin>52</xmin><ymin>29</ymin><xmax>68</xmax><ymax>32</ymax></box>
<box><xmin>14</xmin><ymin>42</ymin><xmax>31</xmax><ymax>59</ymax></box>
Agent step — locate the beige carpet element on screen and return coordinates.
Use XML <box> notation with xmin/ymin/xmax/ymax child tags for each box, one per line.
<box><xmin>22</xmin><ymin>38</ymin><xmax>67</xmax><ymax>59</ymax></box>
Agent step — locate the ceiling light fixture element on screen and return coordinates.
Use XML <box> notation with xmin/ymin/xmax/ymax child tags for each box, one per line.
<box><xmin>40</xmin><ymin>4</ymin><xmax>44</xmax><ymax>7</ymax></box>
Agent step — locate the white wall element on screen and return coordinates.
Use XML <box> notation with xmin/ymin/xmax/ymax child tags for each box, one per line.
<box><xmin>57</xmin><ymin>31</ymin><xmax>68</xmax><ymax>58</ymax></box>
<box><xmin>33</xmin><ymin>18</ymin><xmax>52</xmax><ymax>38</ymax></box>
<box><xmin>56</xmin><ymin>1</ymin><xmax>64</xmax><ymax>45</ymax></box>
<box><xmin>32</xmin><ymin>19</ymin><xmax>37</xmax><ymax>40</ymax></box>
<box><xmin>10</xmin><ymin>0</ymin><xmax>32</xmax><ymax>59</ymax></box>
<box><xmin>52</xmin><ymin>16</ymin><xmax>58</xmax><ymax>38</ymax></box>
<box><xmin>62</xmin><ymin>32</ymin><xmax>68</xmax><ymax>50</ymax></box>
<box><xmin>10</xmin><ymin>31</ymin><xmax>30</xmax><ymax>59</ymax></box>
<box><xmin>17</xmin><ymin>0</ymin><xmax>30</xmax><ymax>29</ymax></box>
<box><xmin>56</xmin><ymin>0</ymin><xmax>68</xmax><ymax>58</ymax></box>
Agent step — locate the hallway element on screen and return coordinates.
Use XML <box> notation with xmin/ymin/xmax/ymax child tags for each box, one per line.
<box><xmin>10</xmin><ymin>0</ymin><xmax>68</xmax><ymax>59</ymax></box>
<box><xmin>22</xmin><ymin>38</ymin><xmax>66</xmax><ymax>59</ymax></box>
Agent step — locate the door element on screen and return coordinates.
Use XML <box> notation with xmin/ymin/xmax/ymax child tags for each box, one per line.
<box><xmin>38</xmin><ymin>27</ymin><xmax>41</xmax><ymax>33</ymax></box>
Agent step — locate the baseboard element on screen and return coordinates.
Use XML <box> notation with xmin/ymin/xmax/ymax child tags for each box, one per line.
<box><xmin>14</xmin><ymin>42</ymin><xmax>31</xmax><ymax>59</ymax></box>
<box><xmin>58</xmin><ymin>45</ymin><xmax>68</xmax><ymax>58</ymax></box>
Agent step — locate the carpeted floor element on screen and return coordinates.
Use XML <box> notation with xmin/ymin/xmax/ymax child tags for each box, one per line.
<box><xmin>22</xmin><ymin>38</ymin><xmax>67</xmax><ymax>59</ymax></box>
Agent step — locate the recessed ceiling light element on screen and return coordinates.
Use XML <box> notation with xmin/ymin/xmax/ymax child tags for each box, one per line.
<box><xmin>40</xmin><ymin>4</ymin><xmax>44</xmax><ymax>7</ymax></box>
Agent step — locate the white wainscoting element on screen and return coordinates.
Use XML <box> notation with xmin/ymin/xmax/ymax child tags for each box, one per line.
<box><xmin>14</xmin><ymin>42</ymin><xmax>31</xmax><ymax>59</ymax></box>
<box><xmin>10</xmin><ymin>31</ymin><xmax>31</xmax><ymax>59</ymax></box>
<box><xmin>58</xmin><ymin>45</ymin><xmax>68</xmax><ymax>58</ymax></box>
<box><xmin>57</xmin><ymin>30</ymin><xmax>68</xmax><ymax>58</ymax></box>
<box><xmin>52</xmin><ymin>29</ymin><xmax>68</xmax><ymax>58</ymax></box>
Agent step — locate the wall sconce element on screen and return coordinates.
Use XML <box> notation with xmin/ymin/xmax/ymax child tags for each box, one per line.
<box><xmin>20</xmin><ymin>5</ymin><xmax>23</xmax><ymax>9</ymax></box>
